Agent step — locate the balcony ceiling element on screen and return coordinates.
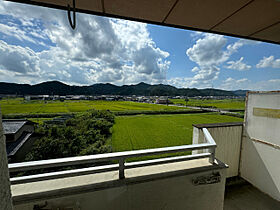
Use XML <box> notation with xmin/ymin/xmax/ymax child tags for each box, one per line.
<box><xmin>6</xmin><ymin>0</ymin><xmax>280</xmax><ymax>44</ymax></box>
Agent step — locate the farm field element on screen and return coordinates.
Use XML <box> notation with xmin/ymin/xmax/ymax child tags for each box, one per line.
<box><xmin>112</xmin><ymin>113</ymin><xmax>243</xmax><ymax>155</ymax></box>
<box><xmin>0</xmin><ymin>98</ymin><xmax>189</xmax><ymax>115</ymax></box>
<box><xmin>170</xmin><ymin>99</ymin><xmax>245</xmax><ymax>110</ymax></box>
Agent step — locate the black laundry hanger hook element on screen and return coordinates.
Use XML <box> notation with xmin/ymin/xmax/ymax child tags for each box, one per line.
<box><xmin>67</xmin><ymin>0</ymin><xmax>76</xmax><ymax>30</ymax></box>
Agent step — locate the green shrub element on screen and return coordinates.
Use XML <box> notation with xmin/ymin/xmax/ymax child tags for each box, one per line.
<box><xmin>25</xmin><ymin>110</ymin><xmax>115</xmax><ymax>161</ymax></box>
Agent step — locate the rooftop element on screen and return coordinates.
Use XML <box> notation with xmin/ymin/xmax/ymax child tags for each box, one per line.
<box><xmin>3</xmin><ymin>120</ymin><xmax>28</xmax><ymax>134</ymax></box>
<box><xmin>6</xmin><ymin>132</ymin><xmax>32</xmax><ymax>157</ymax></box>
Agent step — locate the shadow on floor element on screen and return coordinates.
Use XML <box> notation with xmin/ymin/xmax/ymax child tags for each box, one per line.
<box><xmin>224</xmin><ymin>181</ymin><xmax>280</xmax><ymax>210</ymax></box>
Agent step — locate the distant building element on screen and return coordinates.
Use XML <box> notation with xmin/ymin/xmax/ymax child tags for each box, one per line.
<box><xmin>155</xmin><ymin>97</ymin><xmax>173</xmax><ymax>104</ymax></box>
<box><xmin>3</xmin><ymin>120</ymin><xmax>36</xmax><ymax>163</ymax></box>
<box><xmin>24</xmin><ymin>95</ymin><xmax>50</xmax><ymax>100</ymax></box>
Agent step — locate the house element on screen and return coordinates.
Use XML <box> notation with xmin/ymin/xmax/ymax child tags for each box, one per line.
<box><xmin>156</xmin><ymin>97</ymin><xmax>173</xmax><ymax>104</ymax></box>
<box><xmin>3</xmin><ymin>119</ymin><xmax>36</xmax><ymax>163</ymax></box>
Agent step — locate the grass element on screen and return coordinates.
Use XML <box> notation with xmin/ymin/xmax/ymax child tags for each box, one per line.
<box><xmin>170</xmin><ymin>99</ymin><xmax>245</xmax><ymax>110</ymax></box>
<box><xmin>27</xmin><ymin>118</ymin><xmax>54</xmax><ymax>125</ymax></box>
<box><xmin>112</xmin><ymin>113</ymin><xmax>243</xmax><ymax>155</ymax></box>
<box><xmin>0</xmin><ymin>98</ymin><xmax>189</xmax><ymax>115</ymax></box>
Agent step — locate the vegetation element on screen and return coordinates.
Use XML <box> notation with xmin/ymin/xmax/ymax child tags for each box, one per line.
<box><xmin>27</xmin><ymin>118</ymin><xmax>54</xmax><ymax>125</ymax></box>
<box><xmin>112</xmin><ymin>113</ymin><xmax>243</xmax><ymax>154</ymax></box>
<box><xmin>0</xmin><ymin>98</ymin><xmax>190</xmax><ymax>116</ymax></box>
<box><xmin>25</xmin><ymin>110</ymin><xmax>114</xmax><ymax>161</ymax></box>
<box><xmin>0</xmin><ymin>81</ymin><xmax>242</xmax><ymax>96</ymax></box>
<box><xmin>170</xmin><ymin>99</ymin><xmax>245</xmax><ymax>110</ymax></box>
<box><xmin>2</xmin><ymin>97</ymin><xmax>245</xmax><ymax>163</ymax></box>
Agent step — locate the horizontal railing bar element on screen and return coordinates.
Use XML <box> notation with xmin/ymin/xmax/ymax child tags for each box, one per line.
<box><xmin>10</xmin><ymin>164</ymin><xmax>119</xmax><ymax>185</ymax></box>
<box><xmin>125</xmin><ymin>153</ymin><xmax>211</xmax><ymax>169</ymax></box>
<box><xmin>10</xmin><ymin>153</ymin><xmax>211</xmax><ymax>185</ymax></box>
<box><xmin>202</xmin><ymin>128</ymin><xmax>216</xmax><ymax>145</ymax></box>
<box><xmin>9</xmin><ymin>143</ymin><xmax>215</xmax><ymax>172</ymax></box>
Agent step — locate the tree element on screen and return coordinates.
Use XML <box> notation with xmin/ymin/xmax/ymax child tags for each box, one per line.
<box><xmin>185</xmin><ymin>97</ymin><xmax>189</xmax><ymax>106</ymax></box>
<box><xmin>25</xmin><ymin>110</ymin><xmax>115</xmax><ymax>161</ymax></box>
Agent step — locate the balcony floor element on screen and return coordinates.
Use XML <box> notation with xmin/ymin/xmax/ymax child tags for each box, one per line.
<box><xmin>224</xmin><ymin>182</ymin><xmax>280</xmax><ymax>210</ymax></box>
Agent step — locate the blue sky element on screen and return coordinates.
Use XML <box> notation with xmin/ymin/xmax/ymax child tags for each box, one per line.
<box><xmin>0</xmin><ymin>1</ymin><xmax>279</xmax><ymax>90</ymax></box>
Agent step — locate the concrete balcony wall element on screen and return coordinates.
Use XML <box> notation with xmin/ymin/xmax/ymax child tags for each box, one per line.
<box><xmin>12</xmin><ymin>159</ymin><xmax>227</xmax><ymax>210</ymax></box>
<box><xmin>0</xmin><ymin>108</ymin><xmax>13</xmax><ymax>210</ymax></box>
<box><xmin>192</xmin><ymin>122</ymin><xmax>243</xmax><ymax>178</ymax></box>
<box><xmin>240</xmin><ymin>91</ymin><xmax>280</xmax><ymax>202</ymax></box>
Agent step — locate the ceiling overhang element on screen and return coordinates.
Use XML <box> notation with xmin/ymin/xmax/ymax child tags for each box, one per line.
<box><xmin>5</xmin><ymin>0</ymin><xmax>280</xmax><ymax>45</ymax></box>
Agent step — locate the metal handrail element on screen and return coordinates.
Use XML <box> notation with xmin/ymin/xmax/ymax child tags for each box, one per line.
<box><xmin>202</xmin><ymin>128</ymin><xmax>216</xmax><ymax>163</ymax></box>
<box><xmin>9</xmin><ymin>128</ymin><xmax>216</xmax><ymax>184</ymax></box>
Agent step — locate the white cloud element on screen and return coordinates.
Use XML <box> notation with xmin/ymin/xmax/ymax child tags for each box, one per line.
<box><xmin>0</xmin><ymin>23</ymin><xmax>37</xmax><ymax>44</ymax></box>
<box><xmin>185</xmin><ymin>34</ymin><xmax>236</xmax><ymax>88</ymax></box>
<box><xmin>0</xmin><ymin>1</ymin><xmax>171</xmax><ymax>85</ymax></box>
<box><xmin>269</xmin><ymin>79</ymin><xmax>280</xmax><ymax>83</ymax></box>
<box><xmin>167</xmin><ymin>77</ymin><xmax>191</xmax><ymax>88</ymax></box>
<box><xmin>225</xmin><ymin>57</ymin><xmax>251</xmax><ymax>71</ymax></box>
<box><xmin>219</xmin><ymin>77</ymin><xmax>280</xmax><ymax>91</ymax></box>
<box><xmin>184</xmin><ymin>34</ymin><xmax>227</xmax><ymax>87</ymax></box>
<box><xmin>219</xmin><ymin>77</ymin><xmax>249</xmax><ymax>90</ymax></box>
<box><xmin>191</xmin><ymin>67</ymin><xmax>200</xmax><ymax>72</ymax></box>
<box><xmin>226</xmin><ymin>39</ymin><xmax>259</xmax><ymax>54</ymax></box>
<box><xmin>183</xmin><ymin>34</ymin><xmax>256</xmax><ymax>88</ymax></box>
<box><xmin>256</xmin><ymin>56</ymin><xmax>280</xmax><ymax>69</ymax></box>
<box><xmin>186</xmin><ymin>34</ymin><xmax>228</xmax><ymax>66</ymax></box>
<box><xmin>0</xmin><ymin>40</ymin><xmax>40</xmax><ymax>74</ymax></box>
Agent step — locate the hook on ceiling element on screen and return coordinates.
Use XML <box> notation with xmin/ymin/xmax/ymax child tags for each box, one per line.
<box><xmin>67</xmin><ymin>0</ymin><xmax>76</xmax><ymax>30</ymax></box>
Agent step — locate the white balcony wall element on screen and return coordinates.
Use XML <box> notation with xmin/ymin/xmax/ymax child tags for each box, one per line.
<box><xmin>240</xmin><ymin>92</ymin><xmax>280</xmax><ymax>202</ymax></box>
<box><xmin>12</xmin><ymin>159</ymin><xmax>227</xmax><ymax>210</ymax></box>
<box><xmin>192</xmin><ymin>122</ymin><xmax>243</xmax><ymax>178</ymax></box>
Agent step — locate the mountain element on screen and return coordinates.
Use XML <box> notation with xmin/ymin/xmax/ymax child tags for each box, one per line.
<box><xmin>232</xmin><ymin>90</ymin><xmax>249</xmax><ymax>96</ymax></box>
<box><xmin>0</xmin><ymin>81</ymin><xmax>241</xmax><ymax>96</ymax></box>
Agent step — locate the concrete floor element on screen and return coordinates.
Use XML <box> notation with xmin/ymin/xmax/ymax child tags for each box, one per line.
<box><xmin>224</xmin><ymin>182</ymin><xmax>280</xmax><ymax>210</ymax></box>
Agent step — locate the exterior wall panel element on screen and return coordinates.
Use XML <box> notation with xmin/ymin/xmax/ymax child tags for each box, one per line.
<box><xmin>0</xmin><ymin>108</ymin><xmax>13</xmax><ymax>210</ymax></box>
<box><xmin>13</xmin><ymin>167</ymin><xmax>227</xmax><ymax>210</ymax></box>
<box><xmin>240</xmin><ymin>92</ymin><xmax>280</xmax><ymax>202</ymax></box>
<box><xmin>192</xmin><ymin>124</ymin><xmax>243</xmax><ymax>178</ymax></box>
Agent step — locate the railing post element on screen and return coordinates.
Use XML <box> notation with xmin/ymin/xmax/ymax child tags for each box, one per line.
<box><xmin>119</xmin><ymin>158</ymin><xmax>125</xmax><ymax>179</ymax></box>
<box><xmin>209</xmin><ymin>147</ymin><xmax>215</xmax><ymax>164</ymax></box>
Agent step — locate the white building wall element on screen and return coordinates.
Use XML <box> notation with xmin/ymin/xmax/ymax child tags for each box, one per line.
<box><xmin>0</xmin><ymin>108</ymin><xmax>13</xmax><ymax>210</ymax></box>
<box><xmin>13</xmin><ymin>166</ymin><xmax>227</xmax><ymax>210</ymax></box>
<box><xmin>192</xmin><ymin>124</ymin><xmax>243</xmax><ymax>178</ymax></box>
<box><xmin>240</xmin><ymin>91</ymin><xmax>280</xmax><ymax>201</ymax></box>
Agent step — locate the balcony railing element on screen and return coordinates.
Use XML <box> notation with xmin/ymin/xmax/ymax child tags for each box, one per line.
<box><xmin>9</xmin><ymin>128</ymin><xmax>216</xmax><ymax>185</ymax></box>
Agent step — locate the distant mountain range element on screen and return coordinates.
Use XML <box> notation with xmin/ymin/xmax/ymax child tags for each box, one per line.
<box><xmin>0</xmin><ymin>81</ymin><xmax>248</xmax><ymax>96</ymax></box>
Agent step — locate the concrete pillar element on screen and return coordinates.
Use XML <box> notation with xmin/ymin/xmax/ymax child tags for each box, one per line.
<box><xmin>0</xmin><ymin>107</ymin><xmax>13</xmax><ymax>210</ymax></box>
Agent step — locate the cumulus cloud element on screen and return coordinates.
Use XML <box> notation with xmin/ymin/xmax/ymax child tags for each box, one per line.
<box><xmin>186</xmin><ymin>34</ymin><xmax>228</xmax><ymax>66</ymax></box>
<box><xmin>0</xmin><ymin>1</ymin><xmax>170</xmax><ymax>85</ymax></box>
<box><xmin>183</xmin><ymin>34</ymin><xmax>256</xmax><ymax>88</ymax></box>
<box><xmin>167</xmin><ymin>77</ymin><xmax>192</xmax><ymax>88</ymax></box>
<box><xmin>220</xmin><ymin>77</ymin><xmax>249</xmax><ymax>90</ymax></box>
<box><xmin>219</xmin><ymin>77</ymin><xmax>280</xmax><ymax>91</ymax></box>
<box><xmin>0</xmin><ymin>40</ymin><xmax>40</xmax><ymax>74</ymax></box>
<box><xmin>225</xmin><ymin>57</ymin><xmax>251</xmax><ymax>71</ymax></box>
<box><xmin>185</xmin><ymin>34</ymin><xmax>233</xmax><ymax>88</ymax></box>
<box><xmin>184</xmin><ymin>34</ymin><xmax>226</xmax><ymax>87</ymax></box>
<box><xmin>256</xmin><ymin>56</ymin><xmax>280</xmax><ymax>69</ymax></box>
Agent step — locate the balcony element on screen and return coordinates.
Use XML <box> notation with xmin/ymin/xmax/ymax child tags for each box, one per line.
<box><xmin>1</xmin><ymin>91</ymin><xmax>280</xmax><ymax>210</ymax></box>
<box><xmin>9</xmin><ymin>128</ymin><xmax>230</xmax><ymax>209</ymax></box>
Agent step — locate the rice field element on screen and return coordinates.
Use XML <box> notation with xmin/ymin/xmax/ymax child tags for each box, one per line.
<box><xmin>0</xmin><ymin>98</ymin><xmax>188</xmax><ymax>115</ymax></box>
<box><xmin>170</xmin><ymin>99</ymin><xmax>245</xmax><ymax>110</ymax></box>
<box><xmin>112</xmin><ymin>113</ymin><xmax>243</xmax><ymax>153</ymax></box>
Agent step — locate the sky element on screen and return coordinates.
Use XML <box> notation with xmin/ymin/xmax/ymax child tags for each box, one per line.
<box><xmin>0</xmin><ymin>1</ymin><xmax>279</xmax><ymax>91</ymax></box>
